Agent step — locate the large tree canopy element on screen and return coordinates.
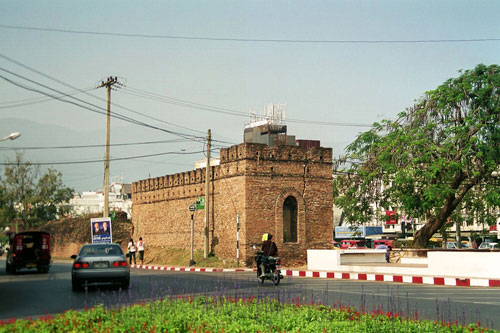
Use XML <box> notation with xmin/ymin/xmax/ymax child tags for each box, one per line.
<box><xmin>0</xmin><ymin>153</ymin><xmax>74</xmax><ymax>230</ymax></box>
<box><xmin>333</xmin><ymin>64</ymin><xmax>500</xmax><ymax>248</ymax></box>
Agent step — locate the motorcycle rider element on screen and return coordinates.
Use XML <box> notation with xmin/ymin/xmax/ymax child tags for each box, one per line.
<box><xmin>260</xmin><ymin>232</ymin><xmax>278</xmax><ymax>278</ymax></box>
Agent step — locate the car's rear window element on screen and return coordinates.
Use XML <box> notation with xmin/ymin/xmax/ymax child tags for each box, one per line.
<box><xmin>79</xmin><ymin>245</ymin><xmax>123</xmax><ymax>256</ymax></box>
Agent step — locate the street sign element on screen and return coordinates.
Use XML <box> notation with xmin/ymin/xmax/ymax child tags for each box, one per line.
<box><xmin>189</xmin><ymin>204</ymin><xmax>196</xmax><ymax>212</ymax></box>
<box><xmin>196</xmin><ymin>197</ymin><xmax>205</xmax><ymax>210</ymax></box>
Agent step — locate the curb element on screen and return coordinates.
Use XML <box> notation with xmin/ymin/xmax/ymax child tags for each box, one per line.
<box><xmin>131</xmin><ymin>264</ymin><xmax>252</xmax><ymax>273</ymax></box>
<box><xmin>131</xmin><ymin>264</ymin><xmax>500</xmax><ymax>288</ymax></box>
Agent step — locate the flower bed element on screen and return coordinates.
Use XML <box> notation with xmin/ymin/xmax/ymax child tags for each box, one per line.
<box><xmin>1</xmin><ymin>295</ymin><xmax>494</xmax><ymax>332</ymax></box>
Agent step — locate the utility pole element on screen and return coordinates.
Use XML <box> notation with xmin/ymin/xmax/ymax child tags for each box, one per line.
<box><xmin>204</xmin><ymin>129</ymin><xmax>211</xmax><ymax>258</ymax></box>
<box><xmin>190</xmin><ymin>213</ymin><xmax>196</xmax><ymax>266</ymax></box>
<box><xmin>98</xmin><ymin>76</ymin><xmax>121</xmax><ymax>218</ymax></box>
<box><xmin>456</xmin><ymin>220</ymin><xmax>462</xmax><ymax>248</ymax></box>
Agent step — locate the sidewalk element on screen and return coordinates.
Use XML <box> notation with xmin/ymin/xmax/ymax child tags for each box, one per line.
<box><xmin>129</xmin><ymin>261</ymin><xmax>500</xmax><ymax>288</ymax></box>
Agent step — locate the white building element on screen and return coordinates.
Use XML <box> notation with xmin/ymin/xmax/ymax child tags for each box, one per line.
<box><xmin>68</xmin><ymin>181</ymin><xmax>132</xmax><ymax>219</ymax></box>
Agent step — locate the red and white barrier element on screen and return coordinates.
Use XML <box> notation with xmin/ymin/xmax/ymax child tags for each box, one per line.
<box><xmin>130</xmin><ymin>264</ymin><xmax>500</xmax><ymax>288</ymax></box>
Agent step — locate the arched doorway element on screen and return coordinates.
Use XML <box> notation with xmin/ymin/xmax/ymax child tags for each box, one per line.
<box><xmin>283</xmin><ymin>196</ymin><xmax>298</xmax><ymax>243</ymax></box>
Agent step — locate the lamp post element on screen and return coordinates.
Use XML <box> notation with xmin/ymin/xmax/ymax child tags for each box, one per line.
<box><xmin>0</xmin><ymin>132</ymin><xmax>21</xmax><ymax>142</ymax></box>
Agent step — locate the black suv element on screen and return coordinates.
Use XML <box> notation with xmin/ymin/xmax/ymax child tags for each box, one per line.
<box><xmin>6</xmin><ymin>231</ymin><xmax>51</xmax><ymax>273</ymax></box>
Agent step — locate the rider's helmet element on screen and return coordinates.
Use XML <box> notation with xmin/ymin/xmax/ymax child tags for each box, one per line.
<box><xmin>262</xmin><ymin>233</ymin><xmax>268</xmax><ymax>241</ymax></box>
<box><xmin>267</xmin><ymin>233</ymin><xmax>273</xmax><ymax>241</ymax></box>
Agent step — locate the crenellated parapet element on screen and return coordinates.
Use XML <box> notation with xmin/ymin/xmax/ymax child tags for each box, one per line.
<box><xmin>132</xmin><ymin>142</ymin><xmax>332</xmax><ymax>204</ymax></box>
<box><xmin>219</xmin><ymin>142</ymin><xmax>332</xmax><ymax>164</ymax></box>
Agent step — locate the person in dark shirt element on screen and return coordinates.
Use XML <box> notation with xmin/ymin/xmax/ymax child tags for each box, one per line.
<box><xmin>98</xmin><ymin>221</ymin><xmax>110</xmax><ymax>235</ymax></box>
<box><xmin>260</xmin><ymin>233</ymin><xmax>278</xmax><ymax>277</ymax></box>
<box><xmin>93</xmin><ymin>222</ymin><xmax>101</xmax><ymax>236</ymax></box>
<box><xmin>262</xmin><ymin>233</ymin><xmax>278</xmax><ymax>256</ymax></box>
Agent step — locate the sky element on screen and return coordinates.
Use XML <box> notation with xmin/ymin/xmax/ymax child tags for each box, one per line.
<box><xmin>0</xmin><ymin>1</ymin><xmax>499</xmax><ymax>193</ymax></box>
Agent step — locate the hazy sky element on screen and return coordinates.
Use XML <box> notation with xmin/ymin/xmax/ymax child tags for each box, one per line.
<box><xmin>1</xmin><ymin>1</ymin><xmax>499</xmax><ymax>192</ymax></box>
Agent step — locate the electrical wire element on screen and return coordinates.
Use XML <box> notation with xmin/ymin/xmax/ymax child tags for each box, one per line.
<box><xmin>0</xmin><ymin>139</ymin><xmax>191</xmax><ymax>150</ymax></box>
<box><xmin>0</xmin><ymin>150</ymin><xmax>205</xmax><ymax>166</ymax></box>
<box><xmin>0</xmin><ymin>69</ymin><xmax>205</xmax><ymax>142</ymax></box>
<box><xmin>1</xmin><ymin>24</ymin><xmax>498</xmax><ymax>44</ymax></box>
<box><xmin>0</xmin><ymin>86</ymin><xmax>95</xmax><ymax>109</ymax></box>
<box><xmin>122</xmin><ymin>86</ymin><xmax>373</xmax><ymax>128</ymax></box>
<box><xmin>0</xmin><ymin>54</ymin><xmax>208</xmax><ymax>137</ymax></box>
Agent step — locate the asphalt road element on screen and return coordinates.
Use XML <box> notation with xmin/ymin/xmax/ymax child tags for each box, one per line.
<box><xmin>0</xmin><ymin>259</ymin><xmax>499</xmax><ymax>330</ymax></box>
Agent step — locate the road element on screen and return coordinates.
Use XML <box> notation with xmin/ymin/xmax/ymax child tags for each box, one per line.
<box><xmin>0</xmin><ymin>259</ymin><xmax>499</xmax><ymax>330</ymax></box>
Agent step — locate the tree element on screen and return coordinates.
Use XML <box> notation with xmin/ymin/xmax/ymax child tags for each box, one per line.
<box><xmin>333</xmin><ymin>64</ymin><xmax>500</xmax><ymax>248</ymax></box>
<box><xmin>0</xmin><ymin>152</ymin><xmax>74</xmax><ymax>229</ymax></box>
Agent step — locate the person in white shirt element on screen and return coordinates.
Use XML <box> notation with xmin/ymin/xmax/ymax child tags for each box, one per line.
<box><xmin>137</xmin><ymin>237</ymin><xmax>145</xmax><ymax>265</ymax></box>
<box><xmin>127</xmin><ymin>238</ymin><xmax>136</xmax><ymax>264</ymax></box>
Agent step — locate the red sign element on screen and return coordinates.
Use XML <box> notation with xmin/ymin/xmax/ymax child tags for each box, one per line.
<box><xmin>489</xmin><ymin>225</ymin><xmax>497</xmax><ymax>231</ymax></box>
<box><xmin>385</xmin><ymin>210</ymin><xmax>397</xmax><ymax>224</ymax></box>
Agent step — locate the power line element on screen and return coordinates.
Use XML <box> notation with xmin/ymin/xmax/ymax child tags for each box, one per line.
<box><xmin>0</xmin><ymin>150</ymin><xmax>205</xmax><ymax>166</ymax></box>
<box><xmin>0</xmin><ymin>54</ymin><xmax>208</xmax><ymax>137</ymax></box>
<box><xmin>0</xmin><ymin>69</ymin><xmax>205</xmax><ymax>142</ymax></box>
<box><xmin>123</xmin><ymin>86</ymin><xmax>373</xmax><ymax>128</ymax></box>
<box><xmin>1</xmin><ymin>24</ymin><xmax>499</xmax><ymax>44</ymax></box>
<box><xmin>0</xmin><ymin>86</ymin><xmax>95</xmax><ymax>109</ymax></box>
<box><xmin>122</xmin><ymin>87</ymin><xmax>249</xmax><ymax>118</ymax></box>
<box><xmin>0</xmin><ymin>139</ymin><xmax>191</xmax><ymax>151</ymax></box>
<box><xmin>1</xmin><ymin>53</ymin><xmax>372</xmax><ymax>132</ymax></box>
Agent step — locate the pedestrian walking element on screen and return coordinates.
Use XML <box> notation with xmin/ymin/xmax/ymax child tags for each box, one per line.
<box><xmin>127</xmin><ymin>238</ymin><xmax>136</xmax><ymax>265</ymax></box>
<box><xmin>137</xmin><ymin>237</ymin><xmax>145</xmax><ymax>265</ymax></box>
<box><xmin>376</xmin><ymin>243</ymin><xmax>390</xmax><ymax>263</ymax></box>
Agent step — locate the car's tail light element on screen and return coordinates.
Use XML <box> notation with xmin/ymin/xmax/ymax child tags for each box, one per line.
<box><xmin>42</xmin><ymin>234</ymin><xmax>50</xmax><ymax>250</ymax></box>
<box><xmin>41</xmin><ymin>234</ymin><xmax>50</xmax><ymax>258</ymax></box>
<box><xmin>15</xmin><ymin>235</ymin><xmax>23</xmax><ymax>251</ymax></box>
<box><xmin>113</xmin><ymin>261</ymin><xmax>128</xmax><ymax>267</ymax></box>
<box><xmin>74</xmin><ymin>262</ymin><xmax>90</xmax><ymax>269</ymax></box>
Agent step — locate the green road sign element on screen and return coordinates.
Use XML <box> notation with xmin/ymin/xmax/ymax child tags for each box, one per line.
<box><xmin>196</xmin><ymin>197</ymin><xmax>205</xmax><ymax>210</ymax></box>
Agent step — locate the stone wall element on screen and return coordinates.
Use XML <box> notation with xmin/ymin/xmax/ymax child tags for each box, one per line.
<box><xmin>38</xmin><ymin>215</ymin><xmax>132</xmax><ymax>258</ymax></box>
<box><xmin>132</xmin><ymin>142</ymin><xmax>333</xmax><ymax>266</ymax></box>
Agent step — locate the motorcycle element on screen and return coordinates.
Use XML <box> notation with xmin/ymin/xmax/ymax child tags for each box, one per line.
<box><xmin>253</xmin><ymin>245</ymin><xmax>283</xmax><ymax>285</ymax></box>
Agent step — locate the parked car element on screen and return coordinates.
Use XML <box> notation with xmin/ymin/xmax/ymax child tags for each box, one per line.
<box><xmin>446</xmin><ymin>241</ymin><xmax>458</xmax><ymax>249</ymax></box>
<box><xmin>478</xmin><ymin>242</ymin><xmax>498</xmax><ymax>250</ymax></box>
<box><xmin>5</xmin><ymin>231</ymin><xmax>51</xmax><ymax>274</ymax></box>
<box><xmin>339</xmin><ymin>240</ymin><xmax>367</xmax><ymax>249</ymax></box>
<box><xmin>71</xmin><ymin>243</ymin><xmax>130</xmax><ymax>291</ymax></box>
<box><xmin>373</xmin><ymin>239</ymin><xmax>394</xmax><ymax>248</ymax></box>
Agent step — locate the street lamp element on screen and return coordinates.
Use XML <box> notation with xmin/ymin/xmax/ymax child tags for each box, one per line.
<box><xmin>0</xmin><ymin>132</ymin><xmax>21</xmax><ymax>142</ymax></box>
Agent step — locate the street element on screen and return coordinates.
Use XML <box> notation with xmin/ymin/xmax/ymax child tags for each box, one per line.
<box><xmin>0</xmin><ymin>259</ymin><xmax>499</xmax><ymax>330</ymax></box>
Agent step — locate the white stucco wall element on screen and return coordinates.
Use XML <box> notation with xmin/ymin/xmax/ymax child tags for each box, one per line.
<box><xmin>308</xmin><ymin>249</ymin><xmax>386</xmax><ymax>270</ymax></box>
<box><xmin>427</xmin><ymin>251</ymin><xmax>500</xmax><ymax>279</ymax></box>
<box><xmin>307</xmin><ymin>249</ymin><xmax>500</xmax><ymax>279</ymax></box>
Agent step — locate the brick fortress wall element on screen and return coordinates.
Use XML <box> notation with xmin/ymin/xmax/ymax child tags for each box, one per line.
<box><xmin>132</xmin><ymin>142</ymin><xmax>333</xmax><ymax>267</ymax></box>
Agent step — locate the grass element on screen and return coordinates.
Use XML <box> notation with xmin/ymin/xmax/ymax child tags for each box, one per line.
<box><xmin>144</xmin><ymin>248</ymin><xmax>238</xmax><ymax>268</ymax></box>
<box><xmin>0</xmin><ymin>296</ymin><xmax>494</xmax><ymax>332</ymax></box>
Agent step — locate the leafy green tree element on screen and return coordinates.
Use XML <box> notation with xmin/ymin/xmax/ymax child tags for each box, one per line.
<box><xmin>333</xmin><ymin>64</ymin><xmax>500</xmax><ymax>248</ymax></box>
<box><xmin>0</xmin><ymin>181</ymin><xmax>16</xmax><ymax>230</ymax></box>
<box><xmin>0</xmin><ymin>152</ymin><xmax>74</xmax><ymax>229</ymax></box>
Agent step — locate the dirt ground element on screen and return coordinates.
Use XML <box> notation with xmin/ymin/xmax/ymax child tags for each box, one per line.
<box><xmin>140</xmin><ymin>246</ymin><xmax>307</xmax><ymax>270</ymax></box>
<box><xmin>140</xmin><ymin>246</ymin><xmax>241</xmax><ymax>268</ymax></box>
